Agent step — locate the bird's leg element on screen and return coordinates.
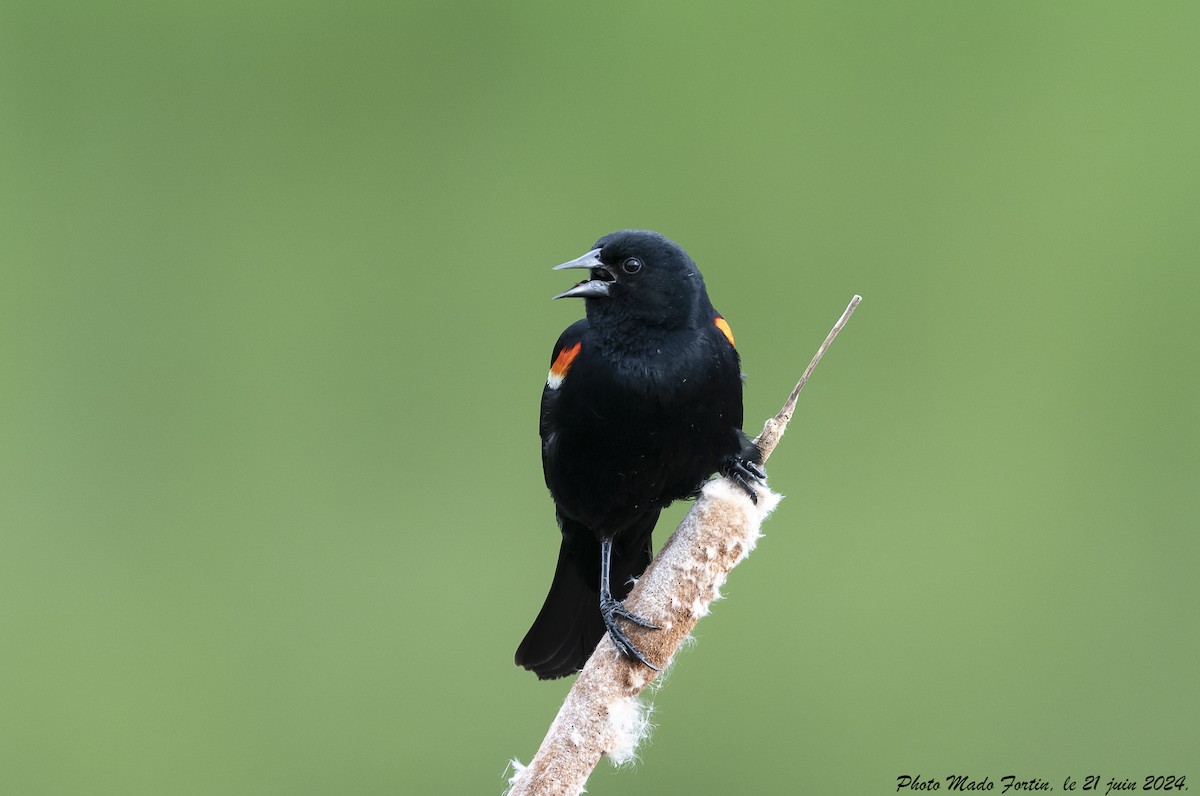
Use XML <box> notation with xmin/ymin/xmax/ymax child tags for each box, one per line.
<box><xmin>598</xmin><ymin>537</ymin><xmax>660</xmax><ymax>671</ymax></box>
<box><xmin>721</xmin><ymin>446</ymin><xmax>767</xmax><ymax>504</ymax></box>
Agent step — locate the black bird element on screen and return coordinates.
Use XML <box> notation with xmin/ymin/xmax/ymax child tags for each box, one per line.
<box><xmin>515</xmin><ymin>230</ymin><xmax>764</xmax><ymax>679</ymax></box>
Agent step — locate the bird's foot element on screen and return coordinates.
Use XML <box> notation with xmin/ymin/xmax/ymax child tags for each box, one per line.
<box><xmin>600</xmin><ymin>593</ymin><xmax>660</xmax><ymax>671</ymax></box>
<box><xmin>721</xmin><ymin>454</ymin><xmax>766</xmax><ymax>504</ymax></box>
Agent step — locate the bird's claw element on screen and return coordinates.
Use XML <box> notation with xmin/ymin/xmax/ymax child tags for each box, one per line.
<box><xmin>600</xmin><ymin>595</ymin><xmax>660</xmax><ymax>671</ymax></box>
<box><xmin>722</xmin><ymin>455</ymin><xmax>766</xmax><ymax>504</ymax></box>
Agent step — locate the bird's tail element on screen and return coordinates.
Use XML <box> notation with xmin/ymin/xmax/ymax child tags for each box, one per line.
<box><xmin>515</xmin><ymin>519</ymin><xmax>654</xmax><ymax>680</ymax></box>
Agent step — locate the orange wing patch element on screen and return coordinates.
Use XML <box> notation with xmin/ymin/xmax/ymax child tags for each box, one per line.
<box><xmin>714</xmin><ymin>315</ymin><xmax>735</xmax><ymax>347</ymax></box>
<box><xmin>547</xmin><ymin>341</ymin><xmax>582</xmax><ymax>389</ymax></box>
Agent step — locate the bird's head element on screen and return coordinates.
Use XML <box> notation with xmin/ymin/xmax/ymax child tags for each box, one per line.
<box><xmin>552</xmin><ymin>230</ymin><xmax>706</xmax><ymax>328</ymax></box>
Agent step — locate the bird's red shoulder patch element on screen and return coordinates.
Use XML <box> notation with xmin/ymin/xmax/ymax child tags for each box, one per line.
<box><xmin>547</xmin><ymin>340</ymin><xmax>582</xmax><ymax>389</ymax></box>
<box><xmin>714</xmin><ymin>315</ymin><xmax>735</xmax><ymax>347</ymax></box>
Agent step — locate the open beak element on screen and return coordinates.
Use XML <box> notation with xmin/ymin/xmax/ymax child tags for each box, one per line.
<box><xmin>552</xmin><ymin>248</ymin><xmax>615</xmax><ymax>299</ymax></box>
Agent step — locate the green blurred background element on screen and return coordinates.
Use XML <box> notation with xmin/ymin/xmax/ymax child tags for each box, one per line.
<box><xmin>2</xmin><ymin>2</ymin><xmax>1197</xmax><ymax>793</ymax></box>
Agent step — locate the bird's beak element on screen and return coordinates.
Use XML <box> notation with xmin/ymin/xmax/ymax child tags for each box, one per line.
<box><xmin>552</xmin><ymin>248</ymin><xmax>615</xmax><ymax>300</ymax></box>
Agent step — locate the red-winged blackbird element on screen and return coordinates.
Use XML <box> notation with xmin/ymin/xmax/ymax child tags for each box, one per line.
<box><xmin>515</xmin><ymin>230</ymin><xmax>765</xmax><ymax>680</ymax></box>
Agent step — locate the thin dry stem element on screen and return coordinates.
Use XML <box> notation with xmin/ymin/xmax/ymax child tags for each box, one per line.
<box><xmin>754</xmin><ymin>293</ymin><xmax>862</xmax><ymax>462</ymax></box>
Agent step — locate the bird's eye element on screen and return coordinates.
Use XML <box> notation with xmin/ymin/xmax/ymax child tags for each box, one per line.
<box><xmin>621</xmin><ymin>257</ymin><xmax>643</xmax><ymax>274</ymax></box>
